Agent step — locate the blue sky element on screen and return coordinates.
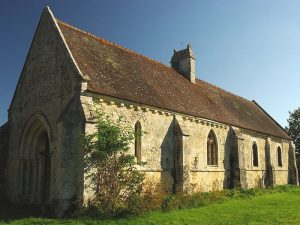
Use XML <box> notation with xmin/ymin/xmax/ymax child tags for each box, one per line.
<box><xmin>0</xmin><ymin>0</ymin><xmax>299</xmax><ymax>127</ymax></box>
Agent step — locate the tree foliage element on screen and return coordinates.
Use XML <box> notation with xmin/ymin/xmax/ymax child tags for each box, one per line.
<box><xmin>81</xmin><ymin>113</ymin><xmax>145</xmax><ymax>215</ymax></box>
<box><xmin>286</xmin><ymin>107</ymin><xmax>300</xmax><ymax>152</ymax></box>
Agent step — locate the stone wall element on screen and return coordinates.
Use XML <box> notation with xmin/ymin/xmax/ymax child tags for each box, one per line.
<box><xmin>80</xmin><ymin>91</ymin><xmax>293</xmax><ymax>197</ymax></box>
<box><xmin>6</xmin><ymin>9</ymin><xmax>84</xmax><ymax>215</ymax></box>
<box><xmin>237</xmin><ymin>130</ymin><xmax>290</xmax><ymax>188</ymax></box>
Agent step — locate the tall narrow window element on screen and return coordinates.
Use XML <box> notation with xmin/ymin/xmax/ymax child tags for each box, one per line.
<box><xmin>252</xmin><ymin>142</ymin><xmax>258</xmax><ymax>167</ymax></box>
<box><xmin>277</xmin><ymin>146</ymin><xmax>283</xmax><ymax>167</ymax></box>
<box><xmin>134</xmin><ymin>121</ymin><xmax>141</xmax><ymax>164</ymax></box>
<box><xmin>207</xmin><ymin>130</ymin><xmax>218</xmax><ymax>166</ymax></box>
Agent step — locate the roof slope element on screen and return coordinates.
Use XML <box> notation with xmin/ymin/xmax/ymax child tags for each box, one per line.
<box><xmin>57</xmin><ymin>20</ymin><xmax>290</xmax><ymax>140</ymax></box>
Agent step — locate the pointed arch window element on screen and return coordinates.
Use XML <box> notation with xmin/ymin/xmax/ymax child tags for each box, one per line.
<box><xmin>207</xmin><ymin>130</ymin><xmax>218</xmax><ymax>166</ymax></box>
<box><xmin>252</xmin><ymin>142</ymin><xmax>258</xmax><ymax>167</ymax></box>
<box><xmin>134</xmin><ymin>121</ymin><xmax>142</xmax><ymax>164</ymax></box>
<box><xmin>277</xmin><ymin>146</ymin><xmax>283</xmax><ymax>167</ymax></box>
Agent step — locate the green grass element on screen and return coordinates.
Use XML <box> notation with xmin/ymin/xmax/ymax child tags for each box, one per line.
<box><xmin>2</xmin><ymin>188</ymin><xmax>300</xmax><ymax>225</ymax></box>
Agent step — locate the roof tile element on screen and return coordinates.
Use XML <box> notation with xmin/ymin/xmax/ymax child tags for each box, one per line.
<box><xmin>57</xmin><ymin>20</ymin><xmax>290</xmax><ymax>140</ymax></box>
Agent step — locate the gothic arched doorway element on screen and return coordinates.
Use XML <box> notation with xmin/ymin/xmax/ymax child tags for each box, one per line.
<box><xmin>18</xmin><ymin>114</ymin><xmax>51</xmax><ymax>205</ymax></box>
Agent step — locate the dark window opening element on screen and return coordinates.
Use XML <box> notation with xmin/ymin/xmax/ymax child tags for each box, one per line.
<box><xmin>207</xmin><ymin>130</ymin><xmax>218</xmax><ymax>166</ymax></box>
<box><xmin>277</xmin><ymin>146</ymin><xmax>283</xmax><ymax>167</ymax></box>
<box><xmin>252</xmin><ymin>142</ymin><xmax>258</xmax><ymax>167</ymax></box>
<box><xmin>134</xmin><ymin>121</ymin><xmax>141</xmax><ymax>164</ymax></box>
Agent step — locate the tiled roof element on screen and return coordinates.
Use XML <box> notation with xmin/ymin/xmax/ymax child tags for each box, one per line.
<box><xmin>56</xmin><ymin>20</ymin><xmax>290</xmax><ymax>140</ymax></box>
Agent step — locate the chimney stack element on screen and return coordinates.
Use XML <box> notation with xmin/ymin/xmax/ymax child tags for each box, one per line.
<box><xmin>170</xmin><ymin>44</ymin><xmax>196</xmax><ymax>83</ymax></box>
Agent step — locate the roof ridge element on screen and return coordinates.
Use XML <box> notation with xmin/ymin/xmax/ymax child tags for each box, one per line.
<box><xmin>57</xmin><ymin>19</ymin><xmax>263</xmax><ymax>109</ymax></box>
<box><xmin>57</xmin><ymin>18</ymin><xmax>255</xmax><ymax>105</ymax></box>
<box><xmin>54</xmin><ymin>17</ymin><xmax>289</xmax><ymax>139</ymax></box>
<box><xmin>55</xmin><ymin>18</ymin><xmax>172</xmax><ymax>70</ymax></box>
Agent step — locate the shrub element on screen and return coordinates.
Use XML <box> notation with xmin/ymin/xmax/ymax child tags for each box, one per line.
<box><xmin>128</xmin><ymin>181</ymin><xmax>167</xmax><ymax>214</ymax></box>
<box><xmin>81</xmin><ymin>112</ymin><xmax>145</xmax><ymax>216</ymax></box>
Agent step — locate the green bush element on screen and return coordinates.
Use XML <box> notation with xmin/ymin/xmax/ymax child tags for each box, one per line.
<box><xmin>81</xmin><ymin>112</ymin><xmax>145</xmax><ymax>217</ymax></box>
<box><xmin>128</xmin><ymin>182</ymin><xmax>167</xmax><ymax>215</ymax></box>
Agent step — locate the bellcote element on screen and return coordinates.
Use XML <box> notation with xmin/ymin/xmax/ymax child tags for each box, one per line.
<box><xmin>170</xmin><ymin>44</ymin><xmax>196</xmax><ymax>83</ymax></box>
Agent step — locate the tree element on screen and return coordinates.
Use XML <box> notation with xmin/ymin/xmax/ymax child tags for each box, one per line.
<box><xmin>286</xmin><ymin>107</ymin><xmax>300</xmax><ymax>152</ymax></box>
<box><xmin>81</xmin><ymin>112</ymin><xmax>145</xmax><ymax>215</ymax></box>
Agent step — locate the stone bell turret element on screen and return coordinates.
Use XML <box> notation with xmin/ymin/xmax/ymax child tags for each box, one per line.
<box><xmin>170</xmin><ymin>44</ymin><xmax>196</xmax><ymax>83</ymax></box>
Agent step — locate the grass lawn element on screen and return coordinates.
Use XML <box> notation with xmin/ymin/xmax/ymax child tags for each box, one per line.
<box><xmin>1</xmin><ymin>188</ymin><xmax>300</xmax><ymax>225</ymax></box>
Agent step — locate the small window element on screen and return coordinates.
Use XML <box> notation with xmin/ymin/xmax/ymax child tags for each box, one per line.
<box><xmin>252</xmin><ymin>142</ymin><xmax>258</xmax><ymax>167</ymax></box>
<box><xmin>277</xmin><ymin>146</ymin><xmax>283</xmax><ymax>167</ymax></box>
<box><xmin>207</xmin><ymin>130</ymin><xmax>218</xmax><ymax>166</ymax></box>
<box><xmin>134</xmin><ymin>121</ymin><xmax>141</xmax><ymax>164</ymax></box>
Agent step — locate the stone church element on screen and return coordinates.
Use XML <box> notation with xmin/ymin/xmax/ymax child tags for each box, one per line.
<box><xmin>0</xmin><ymin>7</ymin><xmax>298</xmax><ymax>215</ymax></box>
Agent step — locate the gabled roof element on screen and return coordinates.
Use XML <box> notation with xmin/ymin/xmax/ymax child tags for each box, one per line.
<box><xmin>55</xmin><ymin>18</ymin><xmax>290</xmax><ymax>140</ymax></box>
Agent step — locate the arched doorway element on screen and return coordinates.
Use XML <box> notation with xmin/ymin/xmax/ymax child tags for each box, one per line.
<box><xmin>18</xmin><ymin>114</ymin><xmax>51</xmax><ymax>205</ymax></box>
